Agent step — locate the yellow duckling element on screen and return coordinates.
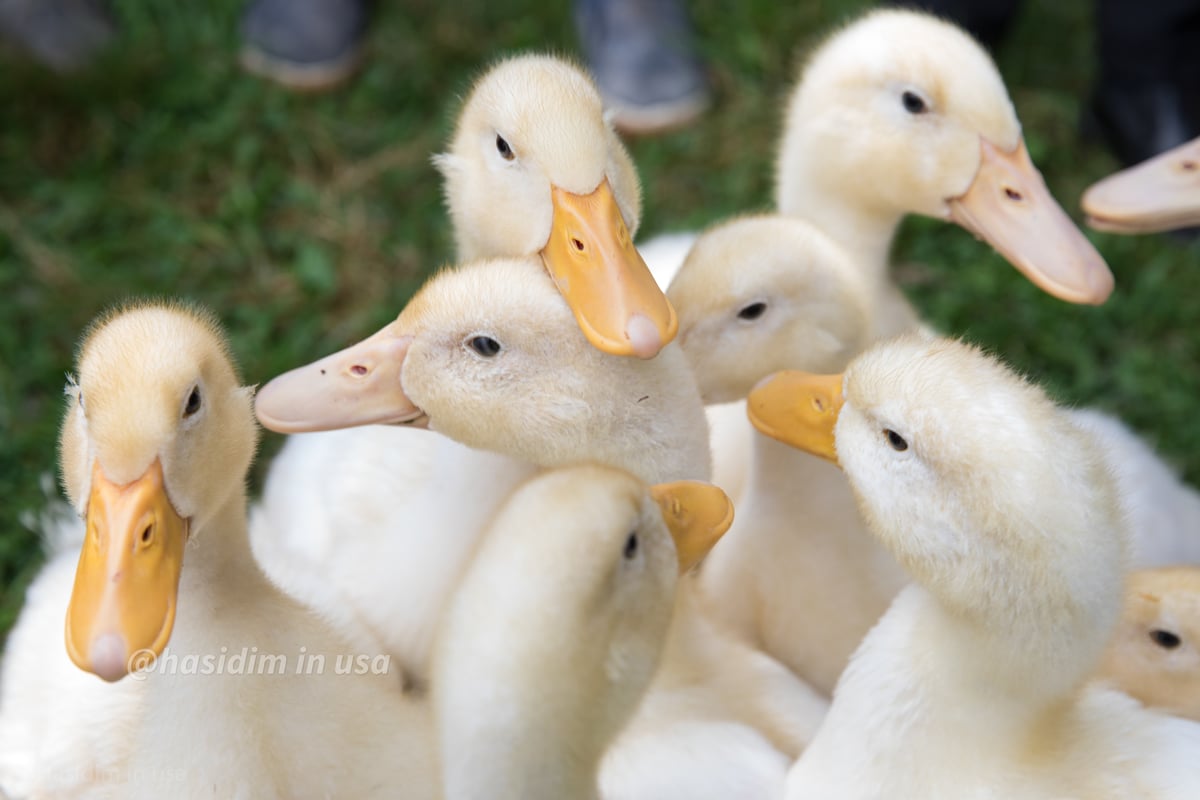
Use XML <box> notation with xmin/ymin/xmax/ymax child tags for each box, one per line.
<box><xmin>435</xmin><ymin>464</ymin><xmax>732</xmax><ymax>800</ymax></box>
<box><xmin>435</xmin><ymin>53</ymin><xmax>674</xmax><ymax>358</ymax></box>
<box><xmin>667</xmin><ymin>215</ymin><xmax>907</xmax><ymax>695</ymax></box>
<box><xmin>1096</xmin><ymin>566</ymin><xmax>1200</xmax><ymax>722</ymax></box>
<box><xmin>43</xmin><ymin>304</ymin><xmax>433</xmax><ymax>798</ymax></box>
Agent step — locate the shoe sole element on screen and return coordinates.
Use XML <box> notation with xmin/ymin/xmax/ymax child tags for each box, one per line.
<box><xmin>607</xmin><ymin>92</ymin><xmax>711</xmax><ymax>136</ymax></box>
<box><xmin>239</xmin><ymin>43</ymin><xmax>364</xmax><ymax>92</ymax></box>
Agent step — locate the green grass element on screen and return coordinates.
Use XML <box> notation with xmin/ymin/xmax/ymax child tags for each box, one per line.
<box><xmin>1</xmin><ymin>0</ymin><xmax>1197</xmax><ymax>639</ymax></box>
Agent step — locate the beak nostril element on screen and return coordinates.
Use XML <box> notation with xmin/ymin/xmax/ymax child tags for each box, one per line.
<box><xmin>811</xmin><ymin>397</ymin><xmax>827</xmax><ymax>413</ymax></box>
<box><xmin>571</xmin><ymin>237</ymin><xmax>585</xmax><ymax>252</ymax></box>
<box><xmin>1181</xmin><ymin>160</ymin><xmax>1197</xmax><ymax>172</ymax></box>
<box><xmin>140</xmin><ymin>524</ymin><xmax>153</xmax><ymax>545</ymax></box>
<box><xmin>1003</xmin><ymin>187</ymin><xmax>1023</xmax><ymax>202</ymax></box>
<box><xmin>350</xmin><ymin>365</ymin><xmax>369</xmax><ymax>377</ymax></box>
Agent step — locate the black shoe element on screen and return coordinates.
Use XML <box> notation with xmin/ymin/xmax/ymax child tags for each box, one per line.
<box><xmin>574</xmin><ymin>0</ymin><xmax>710</xmax><ymax>135</ymax></box>
<box><xmin>240</xmin><ymin>0</ymin><xmax>368</xmax><ymax>92</ymax></box>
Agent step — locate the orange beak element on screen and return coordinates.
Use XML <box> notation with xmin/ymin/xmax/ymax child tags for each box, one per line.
<box><xmin>65</xmin><ymin>459</ymin><xmax>187</xmax><ymax>682</ymax></box>
<box><xmin>747</xmin><ymin>371</ymin><xmax>844</xmax><ymax>464</ymax></box>
<box><xmin>542</xmin><ymin>179</ymin><xmax>678</xmax><ymax>359</ymax></box>
<box><xmin>1082</xmin><ymin>136</ymin><xmax>1200</xmax><ymax>234</ymax></box>
<box><xmin>649</xmin><ymin>480</ymin><xmax>735</xmax><ymax>573</ymax></box>
<box><xmin>254</xmin><ymin>323</ymin><xmax>428</xmax><ymax>434</ymax></box>
<box><xmin>949</xmin><ymin>137</ymin><xmax>1113</xmax><ymax>305</ymax></box>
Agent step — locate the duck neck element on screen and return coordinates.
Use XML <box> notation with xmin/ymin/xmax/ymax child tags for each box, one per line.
<box><xmin>778</xmin><ymin>172</ymin><xmax>900</xmax><ymax>302</ymax></box>
<box><xmin>175</xmin><ymin>487</ymin><xmax>272</xmax><ymax>620</ymax></box>
<box><xmin>825</xmin><ymin>586</ymin><xmax>1067</xmax><ymax>768</ymax></box>
<box><xmin>743</xmin><ymin>430</ymin><xmax>848</xmax><ymax>514</ymax></box>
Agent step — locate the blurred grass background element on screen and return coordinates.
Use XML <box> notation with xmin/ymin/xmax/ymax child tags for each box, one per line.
<box><xmin>1</xmin><ymin>0</ymin><xmax>1197</xmax><ymax>639</ymax></box>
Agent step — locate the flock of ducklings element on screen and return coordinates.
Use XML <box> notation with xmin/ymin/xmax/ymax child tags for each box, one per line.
<box><xmin>1</xmin><ymin>9</ymin><xmax>1199</xmax><ymax>800</ymax></box>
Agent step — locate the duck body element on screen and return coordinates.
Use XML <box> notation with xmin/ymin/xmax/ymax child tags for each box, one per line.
<box><xmin>250</xmin><ymin>426</ymin><xmax>533</xmax><ymax>684</ymax></box>
<box><xmin>0</xmin><ymin>544</ymin><xmax>142</xmax><ymax>799</ymax></box>
<box><xmin>1069</xmin><ymin>409</ymin><xmax>1200</xmax><ymax>567</ymax></box>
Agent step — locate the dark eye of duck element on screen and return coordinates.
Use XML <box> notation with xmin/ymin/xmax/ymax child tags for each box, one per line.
<box><xmin>884</xmin><ymin>429</ymin><xmax>908</xmax><ymax>451</ymax></box>
<box><xmin>623</xmin><ymin>531</ymin><xmax>638</xmax><ymax>560</ymax></box>
<box><xmin>1150</xmin><ymin>629</ymin><xmax>1182</xmax><ymax>649</ymax></box>
<box><xmin>467</xmin><ymin>335</ymin><xmax>502</xmax><ymax>358</ymax></box>
<box><xmin>495</xmin><ymin>134</ymin><xmax>515</xmax><ymax>161</ymax></box>
<box><xmin>901</xmin><ymin>90</ymin><xmax>927</xmax><ymax>115</ymax></box>
<box><xmin>183</xmin><ymin>386</ymin><xmax>202</xmax><ymax>418</ymax></box>
<box><xmin>737</xmin><ymin>302</ymin><xmax>767</xmax><ymax>321</ymax></box>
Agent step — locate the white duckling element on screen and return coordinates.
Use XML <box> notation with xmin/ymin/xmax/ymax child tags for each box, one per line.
<box><xmin>748</xmin><ymin>334</ymin><xmax>1200</xmax><ymax>799</ymax></box>
<box><xmin>645</xmin><ymin>9</ymin><xmax>1112</xmax><ymax>330</ymax></box>
<box><xmin>1083</xmin><ymin>135</ymin><xmax>1200</xmax><ymax>234</ymax></box>
<box><xmin>434</xmin><ymin>53</ymin><xmax>674</xmax><ymax>358</ymax></box>
<box><xmin>435</xmin><ymin>464</ymin><xmax>733</xmax><ymax>800</ymax></box>
<box><xmin>667</xmin><ymin>215</ymin><xmax>908</xmax><ymax>695</ymax></box>
<box><xmin>249</xmin><ymin>53</ymin><xmax>676</xmax><ymax>681</ymax></box>
<box><xmin>52</xmin><ymin>303</ymin><xmax>433</xmax><ymax>798</ymax></box>
<box><xmin>775</xmin><ymin>8</ymin><xmax>1112</xmax><ymax>333</ymax></box>
<box><xmin>777</xmin><ymin>10</ymin><xmax>1200</xmax><ymax>568</ymax></box>
<box><xmin>1095</xmin><ymin>566</ymin><xmax>1200</xmax><ymax>722</ymax></box>
<box><xmin>256</xmin><ymin>256</ymin><xmax>828</xmax><ymax>799</ymax></box>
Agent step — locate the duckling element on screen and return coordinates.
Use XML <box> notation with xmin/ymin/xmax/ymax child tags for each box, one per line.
<box><xmin>644</xmin><ymin>9</ymin><xmax>1112</xmax><ymax>330</ymax></box>
<box><xmin>776</xmin><ymin>8</ymin><xmax>1112</xmax><ymax>331</ymax></box>
<box><xmin>1083</xmin><ymin>135</ymin><xmax>1200</xmax><ymax>234</ymax></box>
<box><xmin>668</xmin><ymin>215</ymin><xmax>907</xmax><ymax>695</ymax></box>
<box><xmin>50</xmin><ymin>303</ymin><xmax>433</xmax><ymax>798</ymax></box>
<box><xmin>256</xmin><ymin>256</ymin><xmax>828</xmax><ymax>798</ymax></box>
<box><xmin>1095</xmin><ymin>566</ymin><xmax>1200</xmax><ymax>722</ymax></box>
<box><xmin>748</xmin><ymin>335</ymin><xmax>1200</xmax><ymax>799</ymax></box>
<box><xmin>253</xmin><ymin>258</ymin><xmax>709</xmax><ymax>686</ymax></box>
<box><xmin>434</xmin><ymin>53</ymin><xmax>674</xmax><ymax>358</ymax></box>
<box><xmin>435</xmin><ymin>464</ymin><xmax>733</xmax><ymax>800</ymax></box>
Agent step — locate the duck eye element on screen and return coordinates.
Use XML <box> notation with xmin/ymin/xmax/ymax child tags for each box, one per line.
<box><xmin>884</xmin><ymin>429</ymin><xmax>908</xmax><ymax>451</ymax></box>
<box><xmin>467</xmin><ymin>336</ymin><xmax>502</xmax><ymax>358</ymax></box>
<box><xmin>495</xmin><ymin>134</ymin><xmax>515</xmax><ymax>161</ymax></box>
<box><xmin>183</xmin><ymin>386</ymin><xmax>202</xmax><ymax>418</ymax></box>
<box><xmin>623</xmin><ymin>531</ymin><xmax>638</xmax><ymax>560</ymax></box>
<box><xmin>737</xmin><ymin>302</ymin><xmax>767</xmax><ymax>321</ymax></box>
<box><xmin>901</xmin><ymin>90</ymin><xmax>927</xmax><ymax>115</ymax></box>
<box><xmin>1150</xmin><ymin>629</ymin><xmax>1181</xmax><ymax>649</ymax></box>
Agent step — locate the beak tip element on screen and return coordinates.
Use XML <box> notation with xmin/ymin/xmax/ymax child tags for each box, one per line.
<box><xmin>625</xmin><ymin>313</ymin><xmax>665</xmax><ymax>359</ymax></box>
<box><xmin>89</xmin><ymin>633</ymin><xmax>131</xmax><ymax>682</ymax></box>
